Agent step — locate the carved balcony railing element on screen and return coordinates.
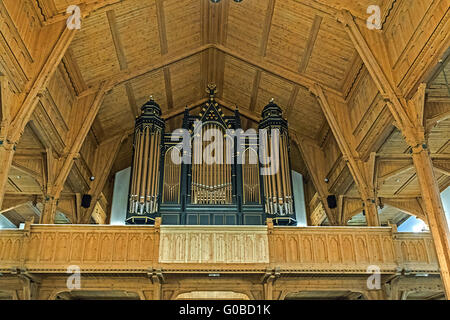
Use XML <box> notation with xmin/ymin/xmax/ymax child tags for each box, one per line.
<box><xmin>0</xmin><ymin>223</ymin><xmax>439</xmax><ymax>274</ymax></box>
<box><xmin>0</xmin><ymin>225</ymin><xmax>159</xmax><ymax>273</ymax></box>
<box><xmin>267</xmin><ymin>227</ymin><xmax>439</xmax><ymax>274</ymax></box>
<box><xmin>393</xmin><ymin>232</ymin><xmax>439</xmax><ymax>273</ymax></box>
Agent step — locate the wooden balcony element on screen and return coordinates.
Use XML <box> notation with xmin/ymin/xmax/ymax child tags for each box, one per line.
<box><xmin>0</xmin><ymin>223</ymin><xmax>439</xmax><ymax>275</ymax></box>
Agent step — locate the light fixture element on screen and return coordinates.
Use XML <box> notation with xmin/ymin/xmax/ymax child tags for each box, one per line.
<box><xmin>208</xmin><ymin>273</ymin><xmax>220</xmax><ymax>277</ymax></box>
<box><xmin>90</xmin><ymin>176</ymin><xmax>95</xmax><ymax>181</ymax></box>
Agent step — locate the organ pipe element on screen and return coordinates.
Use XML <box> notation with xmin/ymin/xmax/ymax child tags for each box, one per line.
<box><xmin>191</xmin><ymin>122</ymin><xmax>232</xmax><ymax>205</ymax></box>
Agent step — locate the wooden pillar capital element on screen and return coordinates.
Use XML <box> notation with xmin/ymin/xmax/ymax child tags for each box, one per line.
<box><xmin>40</xmin><ymin>197</ymin><xmax>59</xmax><ymax>224</ymax></box>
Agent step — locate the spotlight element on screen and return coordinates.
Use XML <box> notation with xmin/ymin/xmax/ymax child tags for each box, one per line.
<box><xmin>90</xmin><ymin>176</ymin><xmax>95</xmax><ymax>181</ymax></box>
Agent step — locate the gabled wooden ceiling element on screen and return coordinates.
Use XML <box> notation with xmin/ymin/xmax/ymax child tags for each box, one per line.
<box><xmin>64</xmin><ymin>0</ymin><xmax>396</xmax><ymax>141</ymax></box>
<box><xmin>58</xmin><ymin>0</ymin><xmax>399</xmax><ymax>177</ymax></box>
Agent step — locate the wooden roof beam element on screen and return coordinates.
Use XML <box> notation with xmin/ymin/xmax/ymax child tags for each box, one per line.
<box><xmin>381</xmin><ymin>197</ymin><xmax>427</xmax><ymax>222</ymax></box>
<box><xmin>42</xmin><ymin>0</ymin><xmax>123</xmax><ymax>25</ymax></box>
<box><xmin>40</xmin><ymin>83</ymin><xmax>110</xmax><ymax>223</ymax></box>
<box><xmin>299</xmin><ymin>15</ymin><xmax>322</xmax><ymax>73</ymax></box>
<box><xmin>259</xmin><ymin>0</ymin><xmax>276</xmax><ymax>57</ymax></box>
<box><xmin>215</xmin><ymin>44</ymin><xmax>343</xmax><ymax>98</ymax></box>
<box><xmin>78</xmin><ymin>134</ymin><xmax>125</xmax><ymax>224</ymax></box>
<box><xmin>8</xmin><ymin>24</ymin><xmax>77</xmax><ymax>144</ymax></box>
<box><xmin>104</xmin><ymin>44</ymin><xmax>214</xmax><ymax>92</ymax></box>
<box><xmin>106</xmin><ymin>9</ymin><xmax>139</xmax><ymax>120</ymax></box>
<box><xmin>311</xmin><ymin>84</ymin><xmax>380</xmax><ymax>226</ymax></box>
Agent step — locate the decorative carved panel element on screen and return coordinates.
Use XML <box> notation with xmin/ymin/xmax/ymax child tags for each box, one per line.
<box><xmin>159</xmin><ymin>226</ymin><xmax>269</xmax><ymax>264</ymax></box>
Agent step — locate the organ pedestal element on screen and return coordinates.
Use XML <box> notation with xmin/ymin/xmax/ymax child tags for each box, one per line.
<box><xmin>126</xmin><ymin>86</ymin><xmax>296</xmax><ymax>226</ymax></box>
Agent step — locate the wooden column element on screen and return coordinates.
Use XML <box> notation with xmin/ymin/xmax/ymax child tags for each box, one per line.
<box><xmin>364</xmin><ymin>290</ymin><xmax>388</xmax><ymax>300</ymax></box>
<box><xmin>0</xmin><ymin>141</ymin><xmax>15</xmax><ymax>210</ymax></box>
<box><xmin>40</xmin><ymin>197</ymin><xmax>58</xmax><ymax>224</ymax></box>
<box><xmin>412</xmin><ymin>144</ymin><xmax>450</xmax><ymax>297</ymax></box>
<box><xmin>0</xmin><ymin>76</ymin><xmax>13</xmax><ymax>210</ymax></box>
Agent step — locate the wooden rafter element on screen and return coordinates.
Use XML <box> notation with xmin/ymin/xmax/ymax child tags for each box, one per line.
<box><xmin>312</xmin><ymin>84</ymin><xmax>379</xmax><ymax>226</ymax></box>
<box><xmin>106</xmin><ymin>9</ymin><xmax>138</xmax><ymax>121</ymax></box>
<box><xmin>79</xmin><ymin>134</ymin><xmax>125</xmax><ymax>223</ymax></box>
<box><xmin>260</xmin><ymin>0</ymin><xmax>276</xmax><ymax>57</ymax></box>
<box><xmin>40</xmin><ymin>82</ymin><xmax>110</xmax><ymax>223</ymax></box>
<box><xmin>9</xmin><ymin>24</ymin><xmax>77</xmax><ymax>144</ymax></box>
<box><xmin>299</xmin><ymin>15</ymin><xmax>322</xmax><ymax>73</ymax></box>
<box><xmin>215</xmin><ymin>44</ymin><xmax>343</xmax><ymax>97</ymax></box>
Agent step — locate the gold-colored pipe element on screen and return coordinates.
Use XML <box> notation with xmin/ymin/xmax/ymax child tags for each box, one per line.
<box><xmin>135</xmin><ymin>129</ymin><xmax>145</xmax><ymax>206</ymax></box>
<box><xmin>279</xmin><ymin>135</ymin><xmax>287</xmax><ymax>208</ymax></box>
<box><xmin>284</xmin><ymin>136</ymin><xmax>292</xmax><ymax>198</ymax></box>
<box><xmin>146</xmin><ymin>132</ymin><xmax>155</xmax><ymax>206</ymax></box>
<box><xmin>265</xmin><ymin>135</ymin><xmax>273</xmax><ymax>213</ymax></box>
<box><xmin>131</xmin><ymin>130</ymin><xmax>141</xmax><ymax>200</ymax></box>
<box><xmin>153</xmin><ymin>131</ymin><xmax>162</xmax><ymax>212</ymax></box>
<box><xmin>268</xmin><ymin>134</ymin><xmax>277</xmax><ymax>214</ymax></box>
<box><xmin>284</xmin><ymin>135</ymin><xmax>292</xmax><ymax>213</ymax></box>
<box><xmin>149</xmin><ymin>131</ymin><xmax>158</xmax><ymax>212</ymax></box>
<box><xmin>262</xmin><ymin>140</ymin><xmax>270</xmax><ymax>212</ymax></box>
<box><xmin>191</xmin><ymin>138</ymin><xmax>196</xmax><ymax>203</ymax></box>
<box><xmin>283</xmin><ymin>134</ymin><xmax>292</xmax><ymax>214</ymax></box>
<box><xmin>274</xmin><ymin>137</ymin><xmax>283</xmax><ymax>209</ymax></box>
<box><xmin>195</xmin><ymin>134</ymin><xmax>200</xmax><ymax>204</ymax></box>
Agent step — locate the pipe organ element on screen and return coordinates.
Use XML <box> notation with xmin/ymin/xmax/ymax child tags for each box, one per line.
<box><xmin>128</xmin><ymin>98</ymin><xmax>164</xmax><ymax>221</ymax></box>
<box><xmin>126</xmin><ymin>85</ymin><xmax>296</xmax><ymax>226</ymax></box>
<box><xmin>259</xmin><ymin>101</ymin><xmax>294</xmax><ymax>217</ymax></box>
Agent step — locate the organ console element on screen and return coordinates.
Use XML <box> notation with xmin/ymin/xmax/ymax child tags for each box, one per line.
<box><xmin>126</xmin><ymin>85</ymin><xmax>296</xmax><ymax>226</ymax></box>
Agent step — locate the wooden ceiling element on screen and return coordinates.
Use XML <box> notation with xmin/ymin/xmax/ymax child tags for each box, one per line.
<box><xmin>59</xmin><ymin>0</ymin><xmax>397</xmax><ymax>175</ymax></box>
<box><xmin>1</xmin><ymin>0</ymin><xmax>449</xmax><ymax>227</ymax></box>
<box><xmin>65</xmin><ymin>0</ymin><xmax>395</xmax><ymax>140</ymax></box>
